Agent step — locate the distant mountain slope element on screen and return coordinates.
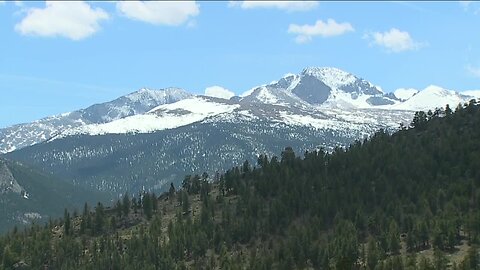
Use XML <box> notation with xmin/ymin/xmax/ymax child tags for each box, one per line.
<box><xmin>4</xmin><ymin>104</ymin><xmax>413</xmax><ymax>197</ymax></box>
<box><xmin>0</xmin><ymin>88</ymin><xmax>192</xmax><ymax>153</ymax></box>
<box><xmin>59</xmin><ymin>96</ymin><xmax>240</xmax><ymax>136</ymax></box>
<box><xmin>392</xmin><ymin>85</ymin><xmax>473</xmax><ymax>111</ymax></box>
<box><xmin>242</xmin><ymin>67</ymin><xmax>398</xmax><ymax>108</ymax></box>
<box><xmin>2</xmin><ymin>66</ymin><xmax>479</xmax><ymax>199</ymax></box>
<box><xmin>0</xmin><ymin>158</ymin><xmax>105</xmax><ymax>232</ymax></box>
<box><xmin>1</xmin><ymin>67</ymin><xmax>478</xmax><ymax>154</ymax></box>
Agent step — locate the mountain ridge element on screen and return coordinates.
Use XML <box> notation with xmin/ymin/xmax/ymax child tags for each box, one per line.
<box><xmin>2</xmin><ymin>66</ymin><xmax>480</xmax><ymax>214</ymax></box>
<box><xmin>0</xmin><ymin>87</ymin><xmax>192</xmax><ymax>153</ymax></box>
<box><xmin>1</xmin><ymin>66</ymin><xmax>478</xmax><ymax>155</ymax></box>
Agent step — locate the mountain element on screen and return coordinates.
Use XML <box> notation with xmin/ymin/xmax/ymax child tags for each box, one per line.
<box><xmin>1</xmin><ymin>67</ymin><xmax>477</xmax><ymax>154</ymax></box>
<box><xmin>2</xmin><ymin>68</ymin><xmax>413</xmax><ymax>197</ymax></box>
<box><xmin>392</xmin><ymin>85</ymin><xmax>473</xmax><ymax>111</ymax></box>
<box><xmin>0</xmin><ymin>158</ymin><xmax>105</xmax><ymax>232</ymax></box>
<box><xmin>2</xmin><ymin>67</ymin><xmax>479</xmax><ymax>199</ymax></box>
<box><xmin>0</xmin><ymin>87</ymin><xmax>192</xmax><ymax>153</ymax></box>
<box><xmin>241</xmin><ymin>67</ymin><xmax>398</xmax><ymax>108</ymax></box>
<box><xmin>1</xmin><ymin>101</ymin><xmax>480</xmax><ymax>269</ymax></box>
<box><xmin>59</xmin><ymin>96</ymin><xmax>240</xmax><ymax>136</ymax></box>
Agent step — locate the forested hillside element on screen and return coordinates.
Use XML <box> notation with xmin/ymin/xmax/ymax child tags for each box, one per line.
<box><xmin>0</xmin><ymin>159</ymin><xmax>106</xmax><ymax>232</ymax></box>
<box><xmin>1</xmin><ymin>100</ymin><xmax>479</xmax><ymax>269</ymax></box>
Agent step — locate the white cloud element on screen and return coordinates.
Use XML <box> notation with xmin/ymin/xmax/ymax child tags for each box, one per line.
<box><xmin>365</xmin><ymin>28</ymin><xmax>424</xmax><ymax>53</ymax></box>
<box><xmin>460</xmin><ymin>1</ymin><xmax>480</xmax><ymax>15</ymax></box>
<box><xmin>15</xmin><ymin>1</ymin><xmax>109</xmax><ymax>40</ymax></box>
<box><xmin>116</xmin><ymin>1</ymin><xmax>199</xmax><ymax>26</ymax></box>
<box><xmin>204</xmin><ymin>86</ymin><xmax>235</xmax><ymax>99</ymax></box>
<box><xmin>463</xmin><ymin>90</ymin><xmax>480</xmax><ymax>98</ymax></box>
<box><xmin>230</xmin><ymin>1</ymin><xmax>318</xmax><ymax>12</ymax></box>
<box><xmin>460</xmin><ymin>1</ymin><xmax>472</xmax><ymax>9</ymax></box>
<box><xmin>288</xmin><ymin>19</ymin><xmax>354</xmax><ymax>44</ymax></box>
<box><xmin>467</xmin><ymin>65</ymin><xmax>480</xmax><ymax>78</ymax></box>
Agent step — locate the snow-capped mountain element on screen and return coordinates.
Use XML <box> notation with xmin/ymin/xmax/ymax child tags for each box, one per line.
<box><xmin>1</xmin><ymin>67</ymin><xmax>478</xmax><ymax>155</ymax></box>
<box><xmin>62</xmin><ymin>96</ymin><xmax>240</xmax><ymax>136</ymax></box>
<box><xmin>3</xmin><ymin>66</ymin><xmax>479</xmax><ymax>199</ymax></box>
<box><xmin>0</xmin><ymin>87</ymin><xmax>192</xmax><ymax>153</ymax></box>
<box><xmin>394</xmin><ymin>88</ymin><xmax>419</xmax><ymax>101</ymax></box>
<box><xmin>242</xmin><ymin>67</ymin><xmax>399</xmax><ymax>109</ymax></box>
<box><xmin>392</xmin><ymin>85</ymin><xmax>474</xmax><ymax>111</ymax></box>
<box><xmin>51</xmin><ymin>67</ymin><xmax>412</xmax><ymax>138</ymax></box>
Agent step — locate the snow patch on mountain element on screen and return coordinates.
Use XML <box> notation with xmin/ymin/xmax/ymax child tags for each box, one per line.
<box><xmin>0</xmin><ymin>88</ymin><xmax>192</xmax><ymax>153</ymax></box>
<box><xmin>394</xmin><ymin>88</ymin><xmax>419</xmax><ymax>100</ymax></box>
<box><xmin>255</xmin><ymin>87</ymin><xmax>280</xmax><ymax>104</ymax></box>
<box><xmin>392</xmin><ymin>85</ymin><xmax>472</xmax><ymax>111</ymax></box>
<box><xmin>60</xmin><ymin>97</ymin><xmax>240</xmax><ymax>136</ymax></box>
<box><xmin>125</xmin><ymin>87</ymin><xmax>190</xmax><ymax>103</ymax></box>
<box><xmin>302</xmin><ymin>67</ymin><xmax>357</xmax><ymax>89</ymax></box>
<box><xmin>321</xmin><ymin>90</ymin><xmax>382</xmax><ymax>109</ymax></box>
<box><xmin>3</xmin><ymin>66</ymin><xmax>479</xmax><ymax>155</ymax></box>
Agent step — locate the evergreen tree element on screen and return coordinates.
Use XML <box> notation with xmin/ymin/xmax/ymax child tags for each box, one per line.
<box><xmin>63</xmin><ymin>208</ymin><xmax>71</xmax><ymax>236</ymax></box>
<box><xmin>142</xmin><ymin>192</ymin><xmax>153</xmax><ymax>219</ymax></box>
<box><xmin>122</xmin><ymin>193</ymin><xmax>130</xmax><ymax>216</ymax></box>
<box><xmin>388</xmin><ymin>220</ymin><xmax>400</xmax><ymax>254</ymax></box>
<box><xmin>182</xmin><ymin>191</ymin><xmax>190</xmax><ymax>214</ymax></box>
<box><xmin>169</xmin><ymin>182</ymin><xmax>176</xmax><ymax>197</ymax></box>
<box><xmin>367</xmin><ymin>237</ymin><xmax>379</xmax><ymax>270</ymax></box>
<box><xmin>94</xmin><ymin>202</ymin><xmax>105</xmax><ymax>234</ymax></box>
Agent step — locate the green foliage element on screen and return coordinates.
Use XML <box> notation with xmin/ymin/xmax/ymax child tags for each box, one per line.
<box><xmin>0</xmin><ymin>102</ymin><xmax>480</xmax><ymax>268</ymax></box>
<box><xmin>0</xmin><ymin>159</ymin><xmax>106</xmax><ymax>232</ymax></box>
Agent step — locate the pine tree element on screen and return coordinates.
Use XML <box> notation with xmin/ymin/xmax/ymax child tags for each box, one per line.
<box><xmin>433</xmin><ymin>248</ymin><xmax>448</xmax><ymax>270</ymax></box>
<box><xmin>182</xmin><ymin>191</ymin><xmax>190</xmax><ymax>214</ymax></box>
<box><xmin>94</xmin><ymin>202</ymin><xmax>105</xmax><ymax>235</ymax></box>
<box><xmin>445</xmin><ymin>104</ymin><xmax>453</xmax><ymax>116</ymax></box>
<box><xmin>388</xmin><ymin>220</ymin><xmax>400</xmax><ymax>254</ymax></box>
<box><xmin>64</xmin><ymin>208</ymin><xmax>71</xmax><ymax>236</ymax></box>
<box><xmin>122</xmin><ymin>193</ymin><xmax>130</xmax><ymax>216</ymax></box>
<box><xmin>169</xmin><ymin>183</ymin><xmax>176</xmax><ymax>198</ymax></box>
<box><xmin>367</xmin><ymin>237</ymin><xmax>379</xmax><ymax>270</ymax></box>
<box><xmin>2</xmin><ymin>246</ymin><xmax>15</xmax><ymax>269</ymax></box>
<box><xmin>143</xmin><ymin>192</ymin><xmax>153</xmax><ymax>219</ymax></box>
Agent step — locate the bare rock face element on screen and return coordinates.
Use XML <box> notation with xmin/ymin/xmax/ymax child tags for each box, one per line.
<box><xmin>0</xmin><ymin>160</ymin><xmax>25</xmax><ymax>196</ymax></box>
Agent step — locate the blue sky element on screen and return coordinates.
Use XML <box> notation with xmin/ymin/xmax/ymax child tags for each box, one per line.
<box><xmin>1</xmin><ymin>1</ymin><xmax>479</xmax><ymax>128</ymax></box>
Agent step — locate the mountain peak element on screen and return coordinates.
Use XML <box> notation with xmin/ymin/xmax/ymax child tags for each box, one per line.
<box><xmin>301</xmin><ymin>67</ymin><xmax>357</xmax><ymax>89</ymax></box>
<box><xmin>393</xmin><ymin>85</ymin><xmax>470</xmax><ymax>111</ymax></box>
<box><xmin>126</xmin><ymin>87</ymin><xmax>191</xmax><ymax>103</ymax></box>
<box><xmin>422</xmin><ymin>85</ymin><xmax>452</xmax><ymax>96</ymax></box>
<box><xmin>302</xmin><ymin>66</ymin><xmax>349</xmax><ymax>75</ymax></box>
